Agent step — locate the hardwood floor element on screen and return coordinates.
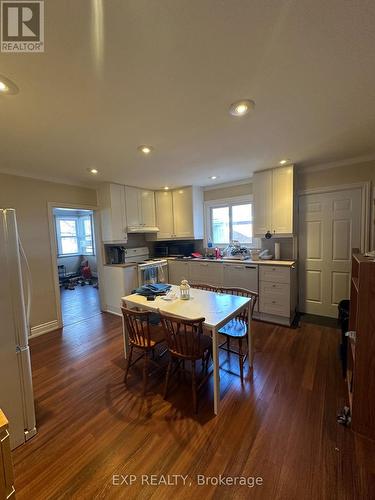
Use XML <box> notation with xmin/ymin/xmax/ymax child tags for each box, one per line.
<box><xmin>60</xmin><ymin>284</ymin><xmax>100</xmax><ymax>327</ymax></box>
<box><xmin>12</xmin><ymin>313</ymin><xmax>375</xmax><ymax>499</ymax></box>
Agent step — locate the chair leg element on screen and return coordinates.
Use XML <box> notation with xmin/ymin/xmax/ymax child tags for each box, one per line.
<box><xmin>142</xmin><ymin>351</ymin><xmax>149</xmax><ymax>395</ymax></box>
<box><xmin>124</xmin><ymin>345</ymin><xmax>133</xmax><ymax>384</ymax></box>
<box><xmin>191</xmin><ymin>360</ymin><xmax>197</xmax><ymax>413</ymax></box>
<box><xmin>238</xmin><ymin>338</ymin><xmax>244</xmax><ymax>384</ymax></box>
<box><xmin>226</xmin><ymin>336</ymin><xmax>230</xmax><ymax>352</ymax></box>
<box><xmin>164</xmin><ymin>358</ymin><xmax>173</xmax><ymax>399</ymax></box>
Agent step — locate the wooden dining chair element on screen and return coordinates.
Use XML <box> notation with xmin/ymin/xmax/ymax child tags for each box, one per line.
<box><xmin>159</xmin><ymin>313</ymin><xmax>212</xmax><ymax>413</ymax></box>
<box><xmin>217</xmin><ymin>288</ymin><xmax>258</xmax><ymax>383</ymax></box>
<box><xmin>190</xmin><ymin>283</ymin><xmax>219</xmax><ymax>292</ymax></box>
<box><xmin>121</xmin><ymin>306</ymin><xmax>166</xmax><ymax>394</ymax></box>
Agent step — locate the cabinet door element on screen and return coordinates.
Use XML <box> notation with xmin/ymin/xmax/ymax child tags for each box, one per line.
<box><xmin>140</xmin><ymin>190</ymin><xmax>156</xmax><ymax>227</ymax></box>
<box><xmin>155</xmin><ymin>191</ymin><xmax>174</xmax><ymax>239</ymax></box>
<box><xmin>253</xmin><ymin>170</ymin><xmax>273</xmax><ymax>237</ymax></box>
<box><xmin>168</xmin><ymin>261</ymin><xmax>190</xmax><ymax>284</ymax></box>
<box><xmin>108</xmin><ymin>184</ymin><xmax>127</xmax><ymax>241</ymax></box>
<box><xmin>188</xmin><ymin>262</ymin><xmax>210</xmax><ymax>285</ymax></box>
<box><xmin>206</xmin><ymin>263</ymin><xmax>224</xmax><ymax>286</ymax></box>
<box><xmin>124</xmin><ymin>266</ymin><xmax>139</xmax><ymax>295</ymax></box>
<box><xmin>272</xmin><ymin>166</ymin><xmax>294</xmax><ymax>235</ymax></box>
<box><xmin>125</xmin><ymin>186</ymin><xmax>141</xmax><ymax>228</ymax></box>
<box><xmin>172</xmin><ymin>188</ymin><xmax>194</xmax><ymax>238</ymax></box>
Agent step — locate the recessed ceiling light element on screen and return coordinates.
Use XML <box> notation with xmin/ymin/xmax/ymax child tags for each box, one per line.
<box><xmin>229</xmin><ymin>99</ymin><xmax>255</xmax><ymax>117</ymax></box>
<box><xmin>87</xmin><ymin>168</ymin><xmax>99</xmax><ymax>175</ymax></box>
<box><xmin>138</xmin><ymin>145</ymin><xmax>153</xmax><ymax>155</ymax></box>
<box><xmin>0</xmin><ymin>75</ymin><xmax>19</xmax><ymax>95</ymax></box>
<box><xmin>279</xmin><ymin>159</ymin><xmax>290</xmax><ymax>165</ymax></box>
<box><xmin>209</xmin><ymin>176</ymin><xmax>217</xmax><ymax>180</ymax></box>
<box><xmin>164</xmin><ymin>186</ymin><xmax>169</xmax><ymax>190</ymax></box>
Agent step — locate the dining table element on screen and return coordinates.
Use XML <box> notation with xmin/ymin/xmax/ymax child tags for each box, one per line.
<box><xmin>121</xmin><ymin>285</ymin><xmax>253</xmax><ymax>415</ymax></box>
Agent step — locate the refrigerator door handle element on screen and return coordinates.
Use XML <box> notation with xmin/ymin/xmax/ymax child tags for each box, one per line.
<box><xmin>19</xmin><ymin>239</ymin><xmax>32</xmax><ymax>329</ymax></box>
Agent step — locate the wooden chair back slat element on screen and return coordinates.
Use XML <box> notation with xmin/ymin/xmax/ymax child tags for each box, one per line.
<box><xmin>159</xmin><ymin>313</ymin><xmax>206</xmax><ymax>360</ymax></box>
<box><xmin>121</xmin><ymin>306</ymin><xmax>152</xmax><ymax>348</ymax></box>
<box><xmin>190</xmin><ymin>283</ymin><xmax>219</xmax><ymax>292</ymax></box>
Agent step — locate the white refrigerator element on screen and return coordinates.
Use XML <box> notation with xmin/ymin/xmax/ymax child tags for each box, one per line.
<box><xmin>0</xmin><ymin>209</ymin><xmax>36</xmax><ymax>450</ymax></box>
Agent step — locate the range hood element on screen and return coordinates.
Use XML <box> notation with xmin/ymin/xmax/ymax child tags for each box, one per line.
<box><xmin>127</xmin><ymin>225</ymin><xmax>159</xmax><ymax>233</ymax></box>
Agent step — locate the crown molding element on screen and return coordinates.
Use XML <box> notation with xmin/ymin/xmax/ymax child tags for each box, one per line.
<box><xmin>0</xmin><ymin>168</ymin><xmax>97</xmax><ymax>189</ymax></box>
<box><xmin>203</xmin><ymin>177</ymin><xmax>253</xmax><ymax>191</ymax></box>
<box><xmin>297</xmin><ymin>154</ymin><xmax>375</xmax><ymax>174</ymax></box>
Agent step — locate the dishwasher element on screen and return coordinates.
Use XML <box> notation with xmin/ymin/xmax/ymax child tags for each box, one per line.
<box><xmin>223</xmin><ymin>263</ymin><xmax>259</xmax><ymax>311</ymax></box>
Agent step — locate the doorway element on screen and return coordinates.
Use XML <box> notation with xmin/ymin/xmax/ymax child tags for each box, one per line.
<box><xmin>52</xmin><ymin>207</ymin><xmax>101</xmax><ymax>327</ymax></box>
<box><xmin>298</xmin><ymin>185</ymin><xmax>368</xmax><ymax>317</ymax></box>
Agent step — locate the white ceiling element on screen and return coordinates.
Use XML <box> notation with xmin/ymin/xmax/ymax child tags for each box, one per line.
<box><xmin>1</xmin><ymin>0</ymin><xmax>375</xmax><ymax>189</ymax></box>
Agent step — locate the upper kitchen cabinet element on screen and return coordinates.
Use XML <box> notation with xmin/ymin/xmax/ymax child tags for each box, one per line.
<box><xmin>253</xmin><ymin>165</ymin><xmax>295</xmax><ymax>237</ymax></box>
<box><xmin>98</xmin><ymin>183</ymin><xmax>127</xmax><ymax>243</ymax></box>
<box><xmin>125</xmin><ymin>186</ymin><xmax>157</xmax><ymax>232</ymax></box>
<box><xmin>154</xmin><ymin>190</ymin><xmax>174</xmax><ymax>239</ymax></box>
<box><xmin>150</xmin><ymin>186</ymin><xmax>204</xmax><ymax>240</ymax></box>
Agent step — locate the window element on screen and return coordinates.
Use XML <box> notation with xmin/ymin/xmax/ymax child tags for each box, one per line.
<box><xmin>55</xmin><ymin>214</ymin><xmax>94</xmax><ymax>256</ymax></box>
<box><xmin>205</xmin><ymin>196</ymin><xmax>260</xmax><ymax>247</ymax></box>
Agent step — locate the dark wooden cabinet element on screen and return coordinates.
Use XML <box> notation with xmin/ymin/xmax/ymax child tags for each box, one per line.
<box><xmin>347</xmin><ymin>252</ymin><xmax>375</xmax><ymax>439</ymax></box>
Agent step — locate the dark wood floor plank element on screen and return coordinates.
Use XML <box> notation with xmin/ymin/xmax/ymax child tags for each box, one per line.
<box><xmin>11</xmin><ymin>313</ymin><xmax>374</xmax><ymax>499</ymax></box>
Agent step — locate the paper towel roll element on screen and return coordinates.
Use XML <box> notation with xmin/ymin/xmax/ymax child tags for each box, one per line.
<box><xmin>274</xmin><ymin>242</ymin><xmax>280</xmax><ymax>260</ymax></box>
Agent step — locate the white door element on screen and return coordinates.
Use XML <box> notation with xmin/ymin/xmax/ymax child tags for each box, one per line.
<box><xmin>155</xmin><ymin>191</ymin><xmax>174</xmax><ymax>239</ymax></box>
<box><xmin>299</xmin><ymin>188</ymin><xmax>362</xmax><ymax>317</ymax></box>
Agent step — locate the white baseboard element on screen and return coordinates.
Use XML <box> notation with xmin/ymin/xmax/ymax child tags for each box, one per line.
<box><xmin>103</xmin><ymin>305</ymin><xmax>122</xmax><ymax>317</ymax></box>
<box><xmin>30</xmin><ymin>320</ymin><xmax>60</xmax><ymax>338</ymax></box>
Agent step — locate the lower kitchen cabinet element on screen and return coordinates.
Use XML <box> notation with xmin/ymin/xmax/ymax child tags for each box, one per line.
<box><xmin>189</xmin><ymin>262</ymin><xmax>223</xmax><ymax>287</ymax></box>
<box><xmin>102</xmin><ymin>265</ymin><xmax>139</xmax><ymax>315</ymax></box>
<box><xmin>168</xmin><ymin>260</ymin><xmax>297</xmax><ymax>326</ymax></box>
<box><xmin>257</xmin><ymin>265</ymin><xmax>297</xmax><ymax>326</ymax></box>
<box><xmin>168</xmin><ymin>260</ymin><xmax>190</xmax><ymax>285</ymax></box>
<box><xmin>223</xmin><ymin>263</ymin><xmax>259</xmax><ymax>311</ymax></box>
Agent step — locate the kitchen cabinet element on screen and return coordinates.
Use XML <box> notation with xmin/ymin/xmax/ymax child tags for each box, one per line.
<box><xmin>258</xmin><ymin>264</ymin><xmax>297</xmax><ymax>325</ymax></box>
<box><xmin>154</xmin><ymin>191</ymin><xmax>174</xmax><ymax>239</ymax></box>
<box><xmin>189</xmin><ymin>261</ymin><xmax>223</xmax><ymax>287</ymax></box>
<box><xmin>0</xmin><ymin>410</ymin><xmax>15</xmax><ymax>499</ymax></box>
<box><xmin>125</xmin><ymin>186</ymin><xmax>156</xmax><ymax>230</ymax></box>
<box><xmin>168</xmin><ymin>260</ymin><xmax>190</xmax><ymax>284</ymax></box>
<box><xmin>253</xmin><ymin>165</ymin><xmax>294</xmax><ymax>237</ymax></box>
<box><xmin>98</xmin><ymin>183</ymin><xmax>127</xmax><ymax>243</ymax></box>
<box><xmin>223</xmin><ymin>263</ymin><xmax>259</xmax><ymax>311</ymax></box>
<box><xmin>150</xmin><ymin>186</ymin><xmax>204</xmax><ymax>240</ymax></box>
<box><xmin>102</xmin><ymin>265</ymin><xmax>139</xmax><ymax>315</ymax></box>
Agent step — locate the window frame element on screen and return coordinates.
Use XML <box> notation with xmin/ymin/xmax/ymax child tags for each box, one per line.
<box><xmin>204</xmin><ymin>195</ymin><xmax>260</xmax><ymax>249</ymax></box>
<box><xmin>55</xmin><ymin>214</ymin><xmax>95</xmax><ymax>257</ymax></box>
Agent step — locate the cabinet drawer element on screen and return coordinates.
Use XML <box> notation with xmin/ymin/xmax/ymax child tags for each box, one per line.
<box><xmin>259</xmin><ymin>294</ymin><xmax>290</xmax><ymax>317</ymax></box>
<box><xmin>259</xmin><ymin>266</ymin><xmax>290</xmax><ymax>284</ymax></box>
<box><xmin>260</xmin><ymin>281</ymin><xmax>289</xmax><ymax>298</ymax></box>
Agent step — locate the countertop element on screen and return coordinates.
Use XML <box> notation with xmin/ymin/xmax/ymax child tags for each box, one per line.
<box><xmin>104</xmin><ymin>259</ymin><xmax>296</xmax><ymax>268</ymax></box>
<box><xmin>104</xmin><ymin>263</ymin><xmax>138</xmax><ymax>268</ymax></box>
<box><xmin>167</xmin><ymin>257</ymin><xmax>296</xmax><ymax>267</ymax></box>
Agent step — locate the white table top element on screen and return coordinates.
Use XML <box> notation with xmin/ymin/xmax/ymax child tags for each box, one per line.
<box><xmin>122</xmin><ymin>285</ymin><xmax>250</xmax><ymax>329</ymax></box>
